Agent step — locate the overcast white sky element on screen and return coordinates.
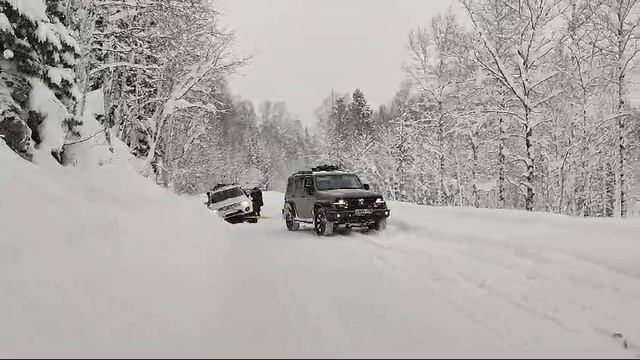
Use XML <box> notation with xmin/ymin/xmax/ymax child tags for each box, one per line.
<box><xmin>218</xmin><ymin>0</ymin><xmax>458</xmax><ymax>125</ymax></box>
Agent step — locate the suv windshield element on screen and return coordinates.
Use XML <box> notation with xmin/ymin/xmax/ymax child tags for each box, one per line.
<box><xmin>210</xmin><ymin>187</ymin><xmax>244</xmax><ymax>203</ymax></box>
<box><xmin>315</xmin><ymin>174</ymin><xmax>363</xmax><ymax>190</ymax></box>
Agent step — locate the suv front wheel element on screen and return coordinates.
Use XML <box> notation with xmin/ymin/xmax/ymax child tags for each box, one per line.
<box><xmin>369</xmin><ymin>218</ymin><xmax>387</xmax><ymax>232</ymax></box>
<box><xmin>314</xmin><ymin>208</ymin><xmax>334</xmax><ymax>236</ymax></box>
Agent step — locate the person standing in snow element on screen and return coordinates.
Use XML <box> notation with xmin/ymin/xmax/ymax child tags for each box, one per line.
<box><xmin>250</xmin><ymin>187</ymin><xmax>264</xmax><ymax>217</ymax></box>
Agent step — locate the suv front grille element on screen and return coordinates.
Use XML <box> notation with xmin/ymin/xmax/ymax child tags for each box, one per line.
<box><xmin>346</xmin><ymin>197</ymin><xmax>377</xmax><ymax>209</ymax></box>
<box><xmin>219</xmin><ymin>203</ymin><xmax>240</xmax><ymax>212</ymax></box>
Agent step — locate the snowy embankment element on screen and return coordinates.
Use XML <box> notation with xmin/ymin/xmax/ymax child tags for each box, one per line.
<box><xmin>2</xmin><ymin>141</ymin><xmax>640</xmax><ymax>357</ymax></box>
<box><xmin>0</xmin><ymin>141</ymin><xmax>235</xmax><ymax>357</ymax></box>
<box><xmin>386</xmin><ymin>201</ymin><xmax>640</xmax><ymax>278</ymax></box>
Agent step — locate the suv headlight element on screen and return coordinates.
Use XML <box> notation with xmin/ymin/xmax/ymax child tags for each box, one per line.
<box><xmin>374</xmin><ymin>198</ymin><xmax>386</xmax><ymax>207</ymax></box>
<box><xmin>332</xmin><ymin>199</ymin><xmax>348</xmax><ymax>208</ymax></box>
<box><xmin>241</xmin><ymin>200</ymin><xmax>250</xmax><ymax>207</ymax></box>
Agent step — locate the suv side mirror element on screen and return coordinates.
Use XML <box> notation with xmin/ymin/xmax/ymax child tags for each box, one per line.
<box><xmin>363</xmin><ymin>183</ymin><xmax>370</xmax><ymax>190</ymax></box>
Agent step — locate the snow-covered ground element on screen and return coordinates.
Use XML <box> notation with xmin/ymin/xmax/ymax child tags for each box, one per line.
<box><xmin>2</xmin><ymin>143</ymin><xmax>640</xmax><ymax>358</ymax></box>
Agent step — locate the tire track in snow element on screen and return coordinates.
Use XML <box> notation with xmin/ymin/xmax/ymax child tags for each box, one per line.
<box><xmin>350</xmin><ymin>228</ymin><xmax>633</xmax><ymax>353</ymax></box>
<box><xmin>357</xmin><ymin>236</ymin><xmax>570</xmax><ymax>349</ymax></box>
<box><xmin>356</xmin><ymin>240</ymin><xmax>522</xmax><ymax>349</ymax></box>
<box><xmin>420</xmin><ymin>234</ymin><xmax>640</xmax><ymax>352</ymax></box>
<box><xmin>232</xmin><ymin>210</ymin><xmax>514</xmax><ymax>355</ymax></box>
<box><xmin>356</xmin><ymin>218</ymin><xmax>640</xmax><ymax>352</ymax></box>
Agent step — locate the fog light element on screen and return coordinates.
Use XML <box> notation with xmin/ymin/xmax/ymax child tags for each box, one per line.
<box><xmin>246</xmin><ymin>207</ymin><xmax>250</xmax><ymax>212</ymax></box>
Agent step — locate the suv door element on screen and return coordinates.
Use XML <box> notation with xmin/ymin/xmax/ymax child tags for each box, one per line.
<box><xmin>298</xmin><ymin>176</ymin><xmax>315</xmax><ymax>220</ymax></box>
<box><xmin>290</xmin><ymin>176</ymin><xmax>304</xmax><ymax>218</ymax></box>
<box><xmin>285</xmin><ymin>177</ymin><xmax>294</xmax><ymax>203</ymax></box>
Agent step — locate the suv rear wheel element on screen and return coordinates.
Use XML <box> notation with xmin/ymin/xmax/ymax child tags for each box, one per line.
<box><xmin>314</xmin><ymin>208</ymin><xmax>334</xmax><ymax>236</ymax></box>
<box><xmin>285</xmin><ymin>209</ymin><xmax>300</xmax><ymax>231</ymax></box>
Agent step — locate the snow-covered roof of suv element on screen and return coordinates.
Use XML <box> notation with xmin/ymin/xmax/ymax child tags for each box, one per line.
<box><xmin>312</xmin><ymin>170</ymin><xmax>351</xmax><ymax>176</ymax></box>
<box><xmin>291</xmin><ymin>170</ymin><xmax>352</xmax><ymax>177</ymax></box>
<box><xmin>209</xmin><ymin>184</ymin><xmax>242</xmax><ymax>193</ymax></box>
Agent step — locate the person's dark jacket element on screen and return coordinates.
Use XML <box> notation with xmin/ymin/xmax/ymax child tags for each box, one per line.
<box><xmin>251</xmin><ymin>188</ymin><xmax>264</xmax><ymax>207</ymax></box>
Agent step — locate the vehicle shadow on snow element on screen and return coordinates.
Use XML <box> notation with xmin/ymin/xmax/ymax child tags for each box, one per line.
<box><xmin>285</xmin><ymin>223</ymin><xmax>387</xmax><ymax>240</ymax></box>
<box><xmin>227</xmin><ymin>211</ymin><xmax>392</xmax><ymax>241</ymax></box>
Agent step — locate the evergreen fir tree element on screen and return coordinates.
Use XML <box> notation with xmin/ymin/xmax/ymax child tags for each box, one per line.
<box><xmin>0</xmin><ymin>0</ymin><xmax>79</xmax><ymax>160</ymax></box>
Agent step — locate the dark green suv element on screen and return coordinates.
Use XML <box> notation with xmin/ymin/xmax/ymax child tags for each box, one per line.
<box><xmin>282</xmin><ymin>165</ymin><xmax>390</xmax><ymax>236</ymax></box>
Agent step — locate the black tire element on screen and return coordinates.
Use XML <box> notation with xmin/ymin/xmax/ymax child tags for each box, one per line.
<box><xmin>285</xmin><ymin>209</ymin><xmax>300</xmax><ymax>231</ymax></box>
<box><xmin>314</xmin><ymin>208</ymin><xmax>334</xmax><ymax>236</ymax></box>
<box><xmin>370</xmin><ymin>218</ymin><xmax>387</xmax><ymax>232</ymax></box>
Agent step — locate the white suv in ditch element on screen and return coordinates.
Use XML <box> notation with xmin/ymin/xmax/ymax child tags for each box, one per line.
<box><xmin>206</xmin><ymin>185</ymin><xmax>255</xmax><ymax>223</ymax></box>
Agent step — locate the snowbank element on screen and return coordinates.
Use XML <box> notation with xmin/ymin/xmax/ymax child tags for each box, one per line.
<box><xmin>385</xmin><ymin>201</ymin><xmax>640</xmax><ymax>277</ymax></box>
<box><xmin>0</xmin><ymin>141</ymin><xmax>233</xmax><ymax>357</ymax></box>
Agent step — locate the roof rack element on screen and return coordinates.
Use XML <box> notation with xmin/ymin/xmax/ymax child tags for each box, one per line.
<box><xmin>311</xmin><ymin>165</ymin><xmax>342</xmax><ymax>172</ymax></box>
<box><xmin>293</xmin><ymin>170</ymin><xmax>313</xmax><ymax>175</ymax></box>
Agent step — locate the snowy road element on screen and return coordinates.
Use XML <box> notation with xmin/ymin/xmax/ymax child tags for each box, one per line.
<box><xmin>212</xmin><ymin>206</ymin><xmax>504</xmax><ymax>357</ymax></box>
<box><xmin>2</xmin><ymin>144</ymin><xmax>640</xmax><ymax>358</ymax></box>
<box><xmin>198</xmin><ymin>192</ymin><xmax>640</xmax><ymax>357</ymax></box>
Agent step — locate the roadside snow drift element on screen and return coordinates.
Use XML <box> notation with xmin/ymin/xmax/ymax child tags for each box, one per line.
<box><xmin>2</xmin><ymin>143</ymin><xmax>640</xmax><ymax>358</ymax></box>
<box><xmin>0</xmin><ymin>142</ymin><xmax>233</xmax><ymax>357</ymax></box>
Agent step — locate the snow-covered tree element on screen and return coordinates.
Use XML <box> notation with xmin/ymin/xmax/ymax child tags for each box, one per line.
<box><xmin>0</xmin><ymin>0</ymin><xmax>79</xmax><ymax>163</ymax></box>
<box><xmin>463</xmin><ymin>0</ymin><xmax>565</xmax><ymax>211</ymax></box>
<box><xmin>592</xmin><ymin>0</ymin><xmax>640</xmax><ymax>217</ymax></box>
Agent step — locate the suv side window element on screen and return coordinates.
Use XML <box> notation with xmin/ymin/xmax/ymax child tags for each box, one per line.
<box><xmin>303</xmin><ymin>177</ymin><xmax>314</xmax><ymax>192</ymax></box>
<box><xmin>294</xmin><ymin>176</ymin><xmax>304</xmax><ymax>194</ymax></box>
<box><xmin>286</xmin><ymin>177</ymin><xmax>294</xmax><ymax>195</ymax></box>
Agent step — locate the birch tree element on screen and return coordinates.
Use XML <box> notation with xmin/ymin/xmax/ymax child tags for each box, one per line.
<box><xmin>404</xmin><ymin>11</ymin><xmax>469</xmax><ymax>205</ymax></box>
<box><xmin>463</xmin><ymin>0</ymin><xmax>565</xmax><ymax>211</ymax></box>
<box><xmin>593</xmin><ymin>0</ymin><xmax>640</xmax><ymax>216</ymax></box>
